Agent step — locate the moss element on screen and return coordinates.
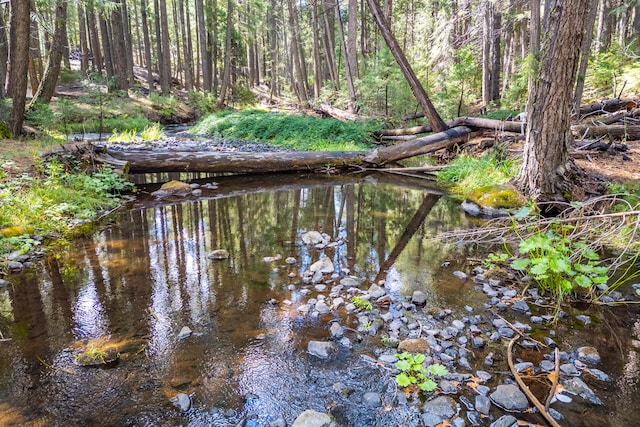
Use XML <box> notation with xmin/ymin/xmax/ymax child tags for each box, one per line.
<box><xmin>466</xmin><ymin>185</ymin><xmax>526</xmax><ymax>209</ymax></box>
<box><xmin>0</xmin><ymin>226</ymin><xmax>34</xmax><ymax>238</ymax></box>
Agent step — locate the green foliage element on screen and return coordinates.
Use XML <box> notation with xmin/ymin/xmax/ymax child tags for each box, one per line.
<box><xmin>394</xmin><ymin>352</ymin><xmax>449</xmax><ymax>393</ymax></box>
<box><xmin>188</xmin><ymin>90</ymin><xmax>220</xmax><ymax>116</ymax></box>
<box><xmin>509</xmin><ymin>228</ymin><xmax>609</xmax><ymax>301</ymax></box>
<box><xmin>0</xmin><ymin>161</ymin><xmax>134</xmax><ymax>256</ymax></box>
<box><xmin>501</xmin><ymin>54</ymin><xmax>537</xmax><ymax>110</ymax></box>
<box><xmin>437</xmin><ymin>148</ymin><xmax>519</xmax><ymax>196</ymax></box>
<box><xmin>586</xmin><ymin>46</ymin><xmax>632</xmax><ymax>96</ymax></box>
<box><xmin>108</xmin><ymin>123</ymin><xmax>166</xmax><ymax>143</ymax></box>
<box><xmin>351</xmin><ymin>296</ymin><xmax>372</xmax><ymax>311</ymax></box>
<box><xmin>192</xmin><ymin>110</ymin><xmax>382</xmax><ymax>151</ymax></box>
<box><xmin>150</xmin><ymin>93</ymin><xmax>180</xmax><ymax>120</ymax></box>
<box><xmin>479</xmin><ymin>110</ymin><xmax>521</xmax><ymax>120</ymax></box>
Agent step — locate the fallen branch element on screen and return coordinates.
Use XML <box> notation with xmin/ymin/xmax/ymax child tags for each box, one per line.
<box><xmin>545</xmin><ymin>347</ymin><xmax>561</xmax><ymax>410</ymax></box>
<box><xmin>316</xmin><ymin>103</ymin><xmax>361</xmax><ymax>121</ymax></box>
<box><xmin>507</xmin><ymin>337</ymin><xmax>561</xmax><ymax>427</ymax></box>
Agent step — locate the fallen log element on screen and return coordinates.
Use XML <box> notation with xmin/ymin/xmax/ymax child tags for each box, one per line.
<box><xmin>375</xmin><ymin>117</ymin><xmax>522</xmax><ymax>137</ymax></box>
<box><xmin>101</xmin><ymin>149</ymin><xmax>368</xmax><ymax>174</ymax></box>
<box><xmin>578</xmin><ymin>98</ymin><xmax>638</xmax><ymax>117</ymax></box>
<box><xmin>316</xmin><ymin>103</ymin><xmax>360</xmax><ymax>121</ymax></box>
<box><xmin>571</xmin><ymin>125</ymin><xmax>640</xmax><ymax>140</ymax></box>
<box><xmin>364</xmin><ymin>126</ymin><xmax>479</xmax><ymax>165</ymax></box>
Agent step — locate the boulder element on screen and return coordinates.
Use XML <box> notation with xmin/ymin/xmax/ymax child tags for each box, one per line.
<box><xmin>152</xmin><ymin>180</ymin><xmax>193</xmax><ymax>199</ymax></box>
<box><xmin>309</xmin><ymin>256</ymin><xmax>334</xmax><ymax>274</ymax></box>
<box><xmin>489</xmin><ymin>384</ymin><xmax>528</xmax><ymax>411</ymax></box>
<box><xmin>292</xmin><ymin>410</ymin><xmax>332</xmax><ymax>427</ymax></box>
<box><xmin>462</xmin><ymin>185</ymin><xmax>527</xmax><ymax>218</ymax></box>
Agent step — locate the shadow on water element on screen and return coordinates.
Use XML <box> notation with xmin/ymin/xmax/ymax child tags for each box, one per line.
<box><xmin>0</xmin><ymin>172</ymin><xmax>638</xmax><ymax>426</ymax></box>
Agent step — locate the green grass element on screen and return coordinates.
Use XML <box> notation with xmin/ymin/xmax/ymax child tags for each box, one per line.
<box><xmin>192</xmin><ymin>109</ymin><xmax>383</xmax><ymax>151</ymax></box>
<box><xmin>437</xmin><ymin>148</ymin><xmax>519</xmax><ymax>196</ymax></box>
<box><xmin>108</xmin><ymin>123</ymin><xmax>166</xmax><ymax>143</ymax></box>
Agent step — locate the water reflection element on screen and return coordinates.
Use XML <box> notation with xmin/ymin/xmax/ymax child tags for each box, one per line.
<box><xmin>1</xmin><ymin>173</ymin><xmax>636</xmax><ymax>425</ymax></box>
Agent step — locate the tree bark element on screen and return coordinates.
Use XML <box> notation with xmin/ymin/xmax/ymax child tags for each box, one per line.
<box><xmin>515</xmin><ymin>0</ymin><xmax>591</xmax><ymax>204</ymax></box>
<box><xmin>30</xmin><ymin>0</ymin><xmax>67</xmax><ymax>105</ymax></box>
<box><xmin>110</xmin><ymin>0</ymin><xmax>130</xmax><ymax>90</ymax></box>
<box><xmin>179</xmin><ymin>0</ymin><xmax>193</xmax><ymax>90</ymax></box>
<box><xmin>336</xmin><ymin>0</ymin><xmax>357</xmax><ymax>112</ymax></box>
<box><xmin>9</xmin><ymin>0</ymin><xmax>30</xmax><ymax>135</ymax></box>
<box><xmin>218</xmin><ymin>0</ymin><xmax>234</xmax><ymax>105</ymax></box>
<box><xmin>0</xmin><ymin>9</ymin><xmax>8</xmax><ymax>98</ymax></box>
<box><xmin>159</xmin><ymin>0</ymin><xmax>172</xmax><ymax>94</ymax></box>
<box><xmin>195</xmin><ymin>0</ymin><xmax>211</xmax><ymax>91</ymax></box>
<box><xmin>77</xmin><ymin>2</ymin><xmax>90</xmax><ymax>75</ymax></box>
<box><xmin>286</xmin><ymin>0</ymin><xmax>308</xmax><ymax>103</ymax></box>
<box><xmin>87</xmin><ymin>7</ymin><xmax>103</xmax><ymax>72</ymax></box>
<box><xmin>140</xmin><ymin>0</ymin><xmax>155</xmax><ymax>93</ymax></box>
<box><xmin>365</xmin><ymin>0</ymin><xmax>447</xmax><ymax>132</ymax></box>
<box><xmin>573</xmin><ymin>0</ymin><xmax>598</xmax><ymax>111</ymax></box>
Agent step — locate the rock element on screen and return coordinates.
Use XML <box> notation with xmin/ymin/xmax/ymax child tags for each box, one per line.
<box><xmin>307</xmin><ymin>341</ymin><xmax>337</xmax><ymax>359</ymax></box>
<box><xmin>511</xmin><ymin>300</ymin><xmax>530</xmax><ymax>313</ymax></box>
<box><xmin>514</xmin><ymin>362</ymin><xmax>533</xmax><ymax>372</ymax></box>
<box><xmin>367</xmin><ymin>284</ymin><xmax>386</xmax><ymax>299</ymax></box>
<box><xmin>462</xmin><ymin>185</ymin><xmax>527</xmax><ymax>218</ymax></box>
<box><xmin>397</xmin><ymin>338</ymin><xmax>430</xmax><ymax>353</ymax></box>
<box><xmin>560</xmin><ymin>363</ymin><xmax>579</xmax><ymax>376</ymax></box>
<box><xmin>362</xmin><ymin>392</ymin><xmax>382</xmax><ymax>408</ymax></box>
<box><xmin>540</xmin><ymin>360</ymin><xmax>555</xmax><ymax>371</ymax></box>
<box><xmin>0</xmin><ymin>279</ymin><xmax>10</xmax><ymax>288</ymax></box>
<box><xmin>298</xmin><ymin>304</ymin><xmax>311</xmax><ymax>314</ymax></box>
<box><xmin>439</xmin><ymin>380</ymin><xmax>457</xmax><ymax>394</ymax></box>
<box><xmin>292</xmin><ymin>409</ymin><xmax>332</xmax><ymax>427</ymax></box>
<box><xmin>191</xmin><ymin>189</ymin><xmax>202</xmax><ymax>197</ymax></box>
<box><xmin>422</xmin><ymin>396</ymin><xmax>456</xmax><ymax>426</ymax></box>
<box><xmin>577</xmin><ymin>346</ymin><xmax>601</xmax><ymax>365</ymax></box>
<box><xmin>412</xmin><ymin>290</ymin><xmax>427</xmax><ymax>305</ymax></box>
<box><xmin>285</xmin><ymin>257</ymin><xmax>297</xmax><ymax>264</ymax></box>
<box><xmin>263</xmin><ymin>254</ymin><xmax>283</xmax><ymax>263</ymax></box>
<box><xmin>8</xmin><ymin>261</ymin><xmax>23</xmax><ymax>272</ymax></box>
<box><xmin>472</xmin><ymin>337</ymin><xmax>485</xmax><ymax>349</ymax></box>
<box><xmin>301</xmin><ymin>231</ymin><xmax>325</xmax><ymax>246</ymax></box>
<box><xmin>489</xmin><ymin>384</ymin><xmax>528</xmax><ymax>411</ymax></box>
<box><xmin>586</xmin><ymin>368</ymin><xmax>610</xmax><ymax>381</ymax></box>
<box><xmin>452</xmin><ymin>271</ymin><xmax>468</xmax><ymax>280</ymax></box>
<box><xmin>152</xmin><ymin>180</ymin><xmax>193</xmax><ymax>198</ymax></box>
<box><xmin>315</xmin><ymin>300</ymin><xmax>330</xmax><ymax>314</ymax></box>
<box><xmin>562</xmin><ymin>377</ymin><xmax>602</xmax><ymax>405</ymax></box>
<box><xmin>270</xmin><ymin>418</ymin><xmax>287</xmax><ymax>427</ymax></box>
<box><xmin>475</xmin><ymin>394</ymin><xmax>491</xmax><ymax>414</ymax></box>
<box><xmin>451</xmin><ymin>319</ymin><xmax>465</xmax><ymax>330</ymax></box>
<box><xmin>575</xmin><ymin>314</ymin><xmax>591</xmax><ymax>325</ymax></box>
<box><xmin>329</xmin><ymin>322</ymin><xmax>344</xmax><ymax>338</ymax></box>
<box><xmin>340</xmin><ymin>277</ymin><xmax>360</xmax><ymax>288</ymax></box>
<box><xmin>339</xmin><ymin>337</ymin><xmax>353</xmax><ymax>348</ymax></box>
<box><xmin>490</xmin><ymin>415</ymin><xmax>518</xmax><ymax>427</ymax></box>
<box><xmin>309</xmin><ymin>256</ymin><xmax>334</xmax><ymax>274</ymax></box>
<box><xmin>171</xmin><ymin>393</ymin><xmax>191</xmax><ymax>411</ymax></box>
<box><xmin>178</xmin><ymin>326</ymin><xmax>193</xmax><ymax>339</ymax></box>
<box><xmin>207</xmin><ymin>249</ymin><xmax>229</xmax><ymax>260</ymax></box>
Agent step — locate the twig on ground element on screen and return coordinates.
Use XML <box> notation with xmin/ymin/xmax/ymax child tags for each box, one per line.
<box><xmin>545</xmin><ymin>347</ymin><xmax>561</xmax><ymax>410</ymax></box>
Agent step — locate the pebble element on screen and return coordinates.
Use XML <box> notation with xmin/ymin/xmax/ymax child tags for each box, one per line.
<box><xmin>577</xmin><ymin>346</ymin><xmax>601</xmax><ymax>365</ymax></box>
<box><xmin>412</xmin><ymin>290</ymin><xmax>427</xmax><ymax>305</ymax></box>
<box><xmin>329</xmin><ymin>322</ymin><xmax>344</xmax><ymax>338</ymax></box>
<box><xmin>171</xmin><ymin>393</ymin><xmax>191</xmax><ymax>411</ymax></box>
<box><xmin>451</xmin><ymin>319</ymin><xmax>465</xmax><ymax>330</ymax></box>
<box><xmin>292</xmin><ymin>410</ymin><xmax>332</xmax><ymax>427</ymax></box>
<box><xmin>0</xmin><ymin>279</ymin><xmax>10</xmax><ymax>288</ymax></box>
<box><xmin>490</xmin><ymin>415</ymin><xmax>518</xmax><ymax>427</ymax></box>
<box><xmin>422</xmin><ymin>396</ymin><xmax>456</xmax><ymax>426</ymax></box>
<box><xmin>511</xmin><ymin>300</ymin><xmax>530</xmax><ymax>313</ymax></box>
<box><xmin>586</xmin><ymin>368</ymin><xmax>610</xmax><ymax>381</ymax></box>
<box><xmin>362</xmin><ymin>392</ymin><xmax>382</xmax><ymax>408</ymax></box>
<box><xmin>475</xmin><ymin>394</ymin><xmax>491</xmax><ymax>414</ymax></box>
<box><xmin>490</xmin><ymin>384</ymin><xmax>528</xmax><ymax>411</ymax></box>
<box><xmin>452</xmin><ymin>271</ymin><xmax>468</xmax><ymax>280</ymax></box>
<box><xmin>178</xmin><ymin>326</ymin><xmax>193</xmax><ymax>339</ymax></box>
<box><xmin>307</xmin><ymin>341</ymin><xmax>337</xmax><ymax>359</ymax></box>
<box><xmin>575</xmin><ymin>314</ymin><xmax>591</xmax><ymax>325</ymax></box>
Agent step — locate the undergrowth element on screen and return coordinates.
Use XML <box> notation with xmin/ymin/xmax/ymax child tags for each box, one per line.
<box><xmin>437</xmin><ymin>146</ymin><xmax>519</xmax><ymax>195</ymax></box>
<box><xmin>0</xmin><ymin>159</ymin><xmax>134</xmax><ymax>256</ymax></box>
<box><xmin>192</xmin><ymin>110</ymin><xmax>383</xmax><ymax>151</ymax></box>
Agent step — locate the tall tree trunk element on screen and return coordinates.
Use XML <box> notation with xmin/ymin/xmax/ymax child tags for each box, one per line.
<box><xmin>322</xmin><ymin>3</ymin><xmax>339</xmax><ymax>90</ymax></box>
<box><xmin>159</xmin><ymin>0</ymin><xmax>172</xmax><ymax>93</ymax></box>
<box><xmin>596</xmin><ymin>0</ymin><xmax>612</xmax><ymax>53</ymax></box>
<box><xmin>347</xmin><ymin>0</ymin><xmax>359</xmax><ymax>79</ymax></box>
<box><xmin>366</xmin><ymin>0</ymin><xmax>447</xmax><ymax>132</ymax></box>
<box><xmin>172</xmin><ymin>0</ymin><xmax>181</xmax><ymax>82</ymax></box>
<box><xmin>87</xmin><ymin>8</ymin><xmax>103</xmax><ymax>72</ymax></box>
<box><xmin>9</xmin><ymin>0</ymin><xmax>31</xmax><ymax>135</ymax></box>
<box><xmin>195</xmin><ymin>0</ymin><xmax>212</xmax><ymax>91</ymax></box>
<box><xmin>482</xmin><ymin>0</ymin><xmax>501</xmax><ymax>107</ymax></box>
<box><xmin>140</xmin><ymin>0</ymin><xmax>154</xmax><ymax>92</ymax></box>
<box><xmin>219</xmin><ymin>0</ymin><xmax>234</xmax><ymax>104</ymax></box>
<box><xmin>132</xmin><ymin>0</ymin><xmax>143</xmax><ymax>66</ymax></box>
<box><xmin>515</xmin><ymin>0</ymin><xmax>591</xmax><ymax>204</ymax></box>
<box><xmin>528</xmin><ymin>0</ymin><xmax>541</xmax><ymax>100</ymax></box>
<box><xmin>179</xmin><ymin>0</ymin><xmax>194</xmax><ymax>90</ymax></box>
<box><xmin>336</xmin><ymin>0</ymin><xmax>357</xmax><ymax>111</ymax></box>
<box><xmin>29</xmin><ymin>17</ymin><xmax>42</xmax><ymax>88</ymax></box>
<box><xmin>121</xmin><ymin>0</ymin><xmax>135</xmax><ymax>83</ymax></box>
<box><xmin>99</xmin><ymin>14</ymin><xmax>115</xmax><ymax>80</ymax></box>
<box><xmin>573</xmin><ymin>0</ymin><xmax>598</xmax><ymax>111</ymax></box>
<box><xmin>312</xmin><ymin>0</ymin><xmax>322</xmax><ymax>99</ymax></box>
<box><xmin>110</xmin><ymin>0</ymin><xmax>130</xmax><ymax>90</ymax></box>
<box><xmin>286</xmin><ymin>0</ymin><xmax>308</xmax><ymax>103</ymax></box>
<box><xmin>0</xmin><ymin>9</ymin><xmax>8</xmax><ymax>98</ymax></box>
<box><xmin>30</xmin><ymin>0</ymin><xmax>67</xmax><ymax>105</ymax></box>
<box><xmin>77</xmin><ymin>2</ymin><xmax>90</xmax><ymax>75</ymax></box>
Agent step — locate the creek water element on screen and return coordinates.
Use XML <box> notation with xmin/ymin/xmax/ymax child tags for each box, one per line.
<box><xmin>0</xmin><ymin>172</ymin><xmax>639</xmax><ymax>426</ymax></box>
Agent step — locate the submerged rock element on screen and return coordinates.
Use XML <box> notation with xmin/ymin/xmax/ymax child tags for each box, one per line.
<box><xmin>422</xmin><ymin>396</ymin><xmax>456</xmax><ymax>426</ymax></box>
<box><xmin>292</xmin><ymin>409</ymin><xmax>333</xmax><ymax>427</ymax></box>
<box><xmin>307</xmin><ymin>340</ymin><xmax>337</xmax><ymax>359</ymax></box>
<box><xmin>178</xmin><ymin>326</ymin><xmax>193</xmax><ymax>339</ymax></box>
<box><xmin>152</xmin><ymin>180</ymin><xmax>193</xmax><ymax>199</ymax></box>
<box><xmin>562</xmin><ymin>377</ymin><xmax>602</xmax><ymax>405</ymax></box>
<box><xmin>490</xmin><ymin>384</ymin><xmax>528</xmax><ymax>411</ymax></box>
<box><xmin>171</xmin><ymin>393</ymin><xmax>191</xmax><ymax>411</ymax></box>
<box><xmin>309</xmin><ymin>256</ymin><xmax>334</xmax><ymax>274</ymax></box>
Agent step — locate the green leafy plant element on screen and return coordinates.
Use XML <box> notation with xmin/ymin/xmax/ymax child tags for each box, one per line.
<box><xmin>510</xmin><ymin>228</ymin><xmax>609</xmax><ymax>301</ymax></box>
<box><xmin>395</xmin><ymin>352</ymin><xmax>449</xmax><ymax>392</ymax></box>
<box><xmin>351</xmin><ymin>296</ymin><xmax>373</xmax><ymax>311</ymax></box>
<box><xmin>108</xmin><ymin>123</ymin><xmax>165</xmax><ymax>144</ymax></box>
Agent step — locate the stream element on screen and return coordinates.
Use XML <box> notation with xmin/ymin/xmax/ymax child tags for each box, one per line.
<box><xmin>0</xmin><ymin>172</ymin><xmax>639</xmax><ymax>426</ymax></box>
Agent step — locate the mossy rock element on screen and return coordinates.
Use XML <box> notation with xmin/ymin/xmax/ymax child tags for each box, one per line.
<box><xmin>151</xmin><ymin>180</ymin><xmax>192</xmax><ymax>199</ymax></box>
<box><xmin>0</xmin><ymin>226</ymin><xmax>34</xmax><ymax>238</ymax></box>
<box><xmin>462</xmin><ymin>185</ymin><xmax>526</xmax><ymax>217</ymax></box>
<box><xmin>74</xmin><ymin>345</ymin><xmax>119</xmax><ymax>367</ymax></box>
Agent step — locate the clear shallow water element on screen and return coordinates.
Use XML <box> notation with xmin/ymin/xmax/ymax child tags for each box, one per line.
<box><xmin>0</xmin><ymin>173</ymin><xmax>638</xmax><ymax>426</ymax></box>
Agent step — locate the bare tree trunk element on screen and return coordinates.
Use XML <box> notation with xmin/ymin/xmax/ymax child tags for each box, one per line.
<box><xmin>336</xmin><ymin>0</ymin><xmax>357</xmax><ymax>111</ymax></box>
<box><xmin>0</xmin><ymin>10</ymin><xmax>8</xmax><ymax>98</ymax></box>
<box><xmin>528</xmin><ymin>0</ymin><xmax>541</xmax><ymax>100</ymax></box>
<box><xmin>219</xmin><ymin>0</ymin><xmax>234</xmax><ymax>104</ymax></box>
<box><xmin>286</xmin><ymin>0</ymin><xmax>308</xmax><ymax>103</ymax></box>
<box><xmin>121</xmin><ymin>0</ymin><xmax>135</xmax><ymax>83</ymax></box>
<box><xmin>179</xmin><ymin>0</ymin><xmax>194</xmax><ymax>91</ymax></box>
<box><xmin>9</xmin><ymin>0</ymin><xmax>30</xmax><ymax>135</ymax></box>
<box><xmin>132</xmin><ymin>0</ymin><xmax>143</xmax><ymax>66</ymax></box>
<box><xmin>347</xmin><ymin>0</ymin><xmax>359</xmax><ymax>79</ymax></box>
<box><xmin>159</xmin><ymin>0</ymin><xmax>172</xmax><ymax>93</ymax></box>
<box><xmin>573</xmin><ymin>0</ymin><xmax>598</xmax><ymax>111</ymax></box>
<box><xmin>595</xmin><ymin>0</ymin><xmax>613</xmax><ymax>53</ymax></box>
<box><xmin>515</xmin><ymin>0</ymin><xmax>591</xmax><ymax>204</ymax></box>
<box><xmin>77</xmin><ymin>2</ymin><xmax>90</xmax><ymax>75</ymax></box>
<box><xmin>110</xmin><ymin>0</ymin><xmax>130</xmax><ymax>90</ymax></box>
<box><xmin>30</xmin><ymin>0</ymin><xmax>67</xmax><ymax>105</ymax></box>
<box><xmin>482</xmin><ymin>0</ymin><xmax>501</xmax><ymax>107</ymax></box>
<box><xmin>99</xmin><ymin>14</ymin><xmax>115</xmax><ymax>81</ymax></box>
<box><xmin>366</xmin><ymin>0</ymin><xmax>447</xmax><ymax>132</ymax></box>
<box><xmin>87</xmin><ymin>7</ymin><xmax>103</xmax><ymax>72</ymax></box>
<box><xmin>196</xmin><ymin>0</ymin><xmax>212</xmax><ymax>91</ymax></box>
<box><xmin>140</xmin><ymin>0</ymin><xmax>154</xmax><ymax>93</ymax></box>
<box><xmin>311</xmin><ymin>0</ymin><xmax>322</xmax><ymax>99</ymax></box>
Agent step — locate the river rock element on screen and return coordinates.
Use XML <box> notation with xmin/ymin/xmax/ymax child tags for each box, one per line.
<box><xmin>207</xmin><ymin>249</ymin><xmax>229</xmax><ymax>260</ymax></box>
<box><xmin>586</xmin><ymin>368</ymin><xmax>610</xmax><ymax>381</ymax></box>
<box><xmin>562</xmin><ymin>377</ymin><xmax>602</xmax><ymax>405</ymax></box>
<box><xmin>307</xmin><ymin>340</ymin><xmax>337</xmax><ymax>359</ymax></box>
<box><xmin>315</xmin><ymin>300</ymin><xmax>330</xmax><ymax>314</ymax></box>
<box><xmin>452</xmin><ymin>271</ymin><xmax>468</xmax><ymax>280</ymax></box>
<box><xmin>367</xmin><ymin>283</ymin><xmax>386</xmax><ymax>299</ymax></box>
<box><xmin>171</xmin><ymin>393</ymin><xmax>191</xmax><ymax>411</ymax></box>
<box><xmin>178</xmin><ymin>326</ymin><xmax>193</xmax><ymax>339</ymax></box>
<box><xmin>489</xmin><ymin>384</ymin><xmax>528</xmax><ymax>411</ymax></box>
<box><xmin>577</xmin><ymin>346</ymin><xmax>601</xmax><ymax>365</ymax></box>
<box><xmin>292</xmin><ymin>409</ymin><xmax>333</xmax><ymax>427</ymax></box>
<box><xmin>340</xmin><ymin>277</ymin><xmax>360</xmax><ymax>288</ymax></box>
<box><xmin>362</xmin><ymin>392</ymin><xmax>382</xmax><ymax>408</ymax></box>
<box><xmin>475</xmin><ymin>394</ymin><xmax>491</xmax><ymax>414</ymax></box>
<box><xmin>422</xmin><ymin>396</ymin><xmax>456</xmax><ymax>426</ymax></box>
<box><xmin>397</xmin><ymin>338</ymin><xmax>430</xmax><ymax>353</ymax></box>
<box><xmin>462</xmin><ymin>184</ymin><xmax>526</xmax><ymax>218</ymax></box>
<box><xmin>152</xmin><ymin>180</ymin><xmax>192</xmax><ymax>198</ymax></box>
<box><xmin>0</xmin><ymin>279</ymin><xmax>10</xmax><ymax>288</ymax></box>
<box><xmin>329</xmin><ymin>322</ymin><xmax>344</xmax><ymax>338</ymax></box>
<box><xmin>301</xmin><ymin>231</ymin><xmax>325</xmax><ymax>246</ymax></box>
<box><xmin>511</xmin><ymin>300</ymin><xmax>530</xmax><ymax>314</ymax></box>
<box><xmin>309</xmin><ymin>256</ymin><xmax>334</xmax><ymax>274</ymax></box>
<box><xmin>8</xmin><ymin>261</ymin><xmax>23</xmax><ymax>272</ymax></box>
<box><xmin>412</xmin><ymin>290</ymin><xmax>427</xmax><ymax>305</ymax></box>
<box><xmin>490</xmin><ymin>415</ymin><xmax>518</xmax><ymax>427</ymax></box>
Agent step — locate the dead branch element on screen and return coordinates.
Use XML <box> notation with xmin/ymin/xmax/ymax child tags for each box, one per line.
<box><xmin>545</xmin><ymin>347</ymin><xmax>561</xmax><ymax>411</ymax></box>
